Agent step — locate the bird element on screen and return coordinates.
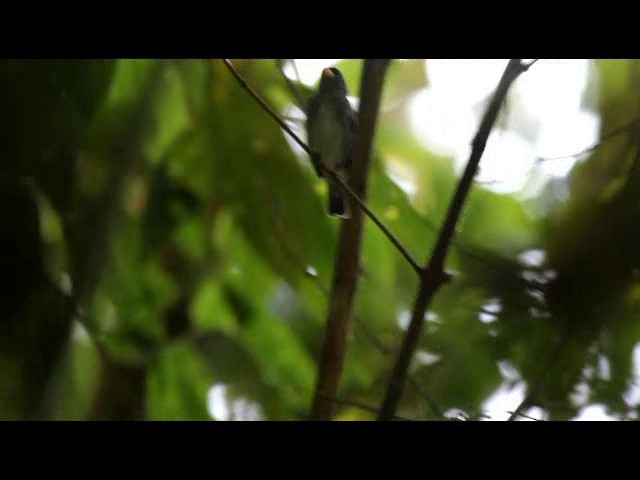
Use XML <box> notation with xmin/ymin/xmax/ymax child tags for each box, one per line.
<box><xmin>306</xmin><ymin>67</ymin><xmax>356</xmax><ymax>219</ymax></box>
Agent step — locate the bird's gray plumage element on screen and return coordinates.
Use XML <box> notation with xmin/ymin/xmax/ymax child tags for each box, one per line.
<box><xmin>306</xmin><ymin>67</ymin><xmax>356</xmax><ymax>218</ymax></box>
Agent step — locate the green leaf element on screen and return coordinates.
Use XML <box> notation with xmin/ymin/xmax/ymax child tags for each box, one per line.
<box><xmin>147</xmin><ymin>342</ymin><xmax>213</xmax><ymax>420</ymax></box>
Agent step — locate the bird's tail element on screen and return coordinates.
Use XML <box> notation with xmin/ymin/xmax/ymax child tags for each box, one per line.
<box><xmin>328</xmin><ymin>182</ymin><xmax>350</xmax><ymax>219</ymax></box>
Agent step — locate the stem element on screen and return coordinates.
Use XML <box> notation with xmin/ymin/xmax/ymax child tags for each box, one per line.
<box><xmin>377</xmin><ymin>60</ymin><xmax>527</xmax><ymax>420</ymax></box>
<box><xmin>538</xmin><ymin>115</ymin><xmax>640</xmax><ymax>163</ymax></box>
<box><xmin>310</xmin><ymin>60</ymin><xmax>391</xmax><ymax>420</ymax></box>
<box><xmin>326</xmin><ymin>168</ymin><xmax>422</xmax><ymax>274</ymax></box>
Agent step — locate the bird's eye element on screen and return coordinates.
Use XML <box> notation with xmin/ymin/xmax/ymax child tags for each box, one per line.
<box><xmin>329</xmin><ymin>67</ymin><xmax>340</xmax><ymax>76</ymax></box>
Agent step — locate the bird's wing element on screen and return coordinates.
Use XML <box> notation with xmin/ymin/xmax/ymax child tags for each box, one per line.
<box><xmin>345</xmin><ymin>98</ymin><xmax>357</xmax><ymax>170</ymax></box>
<box><xmin>306</xmin><ymin>93</ymin><xmax>320</xmax><ymax>152</ymax></box>
<box><xmin>305</xmin><ymin>93</ymin><xmax>325</xmax><ymax>177</ymax></box>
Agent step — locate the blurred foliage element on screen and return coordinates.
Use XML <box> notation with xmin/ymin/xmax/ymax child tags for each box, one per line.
<box><xmin>1</xmin><ymin>59</ymin><xmax>639</xmax><ymax>420</ymax></box>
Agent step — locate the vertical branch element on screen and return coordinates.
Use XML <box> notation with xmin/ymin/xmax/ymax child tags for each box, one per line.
<box><xmin>377</xmin><ymin>59</ymin><xmax>528</xmax><ymax>420</ymax></box>
<box><xmin>310</xmin><ymin>59</ymin><xmax>391</xmax><ymax>420</ymax></box>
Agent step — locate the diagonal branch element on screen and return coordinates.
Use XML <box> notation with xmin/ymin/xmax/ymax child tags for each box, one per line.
<box><xmin>377</xmin><ymin>59</ymin><xmax>529</xmax><ymax>420</ymax></box>
<box><xmin>327</xmin><ymin>170</ymin><xmax>422</xmax><ymax>273</ymax></box>
<box><xmin>222</xmin><ymin>59</ymin><xmax>421</xmax><ymax>274</ymax></box>
<box><xmin>507</xmin><ymin>410</ymin><xmax>544</xmax><ymax>421</ymax></box>
<box><xmin>537</xmin><ymin>115</ymin><xmax>640</xmax><ymax>163</ymax></box>
<box><xmin>310</xmin><ymin>59</ymin><xmax>391</xmax><ymax>420</ymax></box>
<box><xmin>222</xmin><ymin>59</ymin><xmax>312</xmax><ymax>158</ymax></box>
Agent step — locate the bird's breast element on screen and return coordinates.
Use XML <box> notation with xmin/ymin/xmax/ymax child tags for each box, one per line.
<box><xmin>316</xmin><ymin>104</ymin><xmax>347</xmax><ymax>168</ymax></box>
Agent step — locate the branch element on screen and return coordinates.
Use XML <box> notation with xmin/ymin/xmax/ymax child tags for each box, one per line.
<box><xmin>310</xmin><ymin>59</ymin><xmax>391</xmax><ymax>420</ymax></box>
<box><xmin>537</xmin><ymin>115</ymin><xmax>640</xmax><ymax>163</ymax></box>
<box><xmin>326</xmin><ymin>168</ymin><xmax>422</xmax><ymax>274</ymax></box>
<box><xmin>414</xmin><ymin>202</ymin><xmax>547</xmax><ymax>292</ymax></box>
<box><xmin>221</xmin><ymin>60</ymin><xmax>312</xmax><ymax>155</ymax></box>
<box><xmin>377</xmin><ymin>60</ymin><xmax>528</xmax><ymax>420</ymax></box>
<box><xmin>222</xmin><ymin>59</ymin><xmax>421</xmax><ymax>275</ymax></box>
<box><xmin>506</xmin><ymin>410</ymin><xmax>544</xmax><ymax>421</ymax></box>
<box><xmin>223</xmin><ymin>59</ymin><xmax>457</xmax><ymax>420</ymax></box>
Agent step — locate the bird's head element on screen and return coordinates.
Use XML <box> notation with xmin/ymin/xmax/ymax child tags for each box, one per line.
<box><xmin>318</xmin><ymin>67</ymin><xmax>348</xmax><ymax>95</ymax></box>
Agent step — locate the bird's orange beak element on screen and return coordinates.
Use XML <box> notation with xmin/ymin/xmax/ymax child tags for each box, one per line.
<box><xmin>322</xmin><ymin>68</ymin><xmax>335</xmax><ymax>78</ymax></box>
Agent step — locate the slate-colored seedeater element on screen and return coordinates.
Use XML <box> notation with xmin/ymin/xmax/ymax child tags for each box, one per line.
<box><xmin>306</xmin><ymin>67</ymin><xmax>356</xmax><ymax>218</ymax></box>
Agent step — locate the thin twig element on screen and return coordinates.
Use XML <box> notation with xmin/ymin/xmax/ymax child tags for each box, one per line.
<box><xmin>275</xmin><ymin>59</ymin><xmax>306</xmax><ymax>108</ymax></box>
<box><xmin>377</xmin><ymin>60</ymin><xmax>529</xmax><ymax>421</ymax></box>
<box><xmin>222</xmin><ymin>59</ymin><xmax>422</xmax><ymax>275</ymax></box>
<box><xmin>507</xmin><ymin>410</ymin><xmax>544</xmax><ymax>421</ymax></box>
<box><xmin>222</xmin><ymin>59</ymin><xmax>311</xmax><ymax>155</ymax></box>
<box><xmin>537</xmin><ymin>115</ymin><xmax>640</xmax><ymax>163</ymax></box>
<box><xmin>326</xmin><ymin>168</ymin><xmax>422</xmax><ymax>274</ymax></box>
